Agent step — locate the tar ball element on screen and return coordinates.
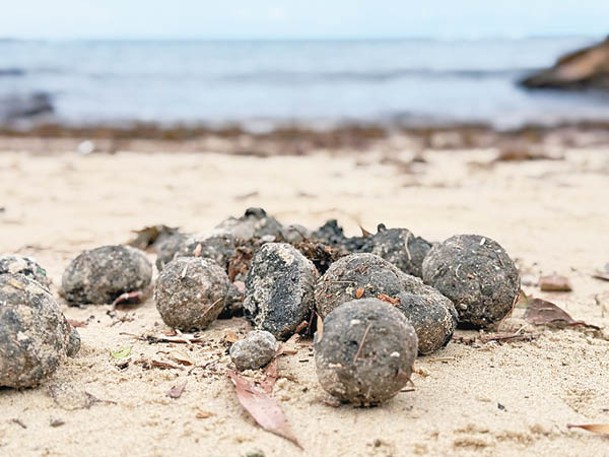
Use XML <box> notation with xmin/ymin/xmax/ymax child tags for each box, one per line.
<box><xmin>61</xmin><ymin>245</ymin><xmax>152</xmax><ymax>305</ymax></box>
<box><xmin>395</xmin><ymin>291</ymin><xmax>457</xmax><ymax>355</ymax></box>
<box><xmin>314</xmin><ymin>253</ymin><xmax>423</xmax><ymax>319</ymax></box>
<box><xmin>422</xmin><ymin>234</ymin><xmax>520</xmax><ymax>328</ymax></box>
<box><xmin>361</xmin><ymin>226</ymin><xmax>432</xmax><ymax>278</ymax></box>
<box><xmin>155</xmin><ymin>232</ymin><xmax>190</xmax><ymax>271</ymax></box>
<box><xmin>314</xmin><ymin>298</ymin><xmax>418</xmax><ymax>406</ymax></box>
<box><xmin>214</xmin><ymin>207</ymin><xmax>285</xmax><ymax>241</ymax></box>
<box><xmin>0</xmin><ymin>274</ymin><xmax>80</xmax><ymax>388</ymax></box>
<box><xmin>230</xmin><ymin>330</ymin><xmax>277</xmax><ymax>371</ymax></box>
<box><xmin>154</xmin><ymin>257</ymin><xmax>229</xmax><ymax>331</ymax></box>
<box><xmin>0</xmin><ymin>255</ymin><xmax>52</xmax><ymax>290</ymax></box>
<box><xmin>243</xmin><ymin>243</ymin><xmax>318</xmax><ymax>340</ymax></box>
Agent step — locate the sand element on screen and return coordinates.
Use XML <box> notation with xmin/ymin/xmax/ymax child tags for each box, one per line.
<box><xmin>1</xmin><ymin>141</ymin><xmax>609</xmax><ymax>457</ymax></box>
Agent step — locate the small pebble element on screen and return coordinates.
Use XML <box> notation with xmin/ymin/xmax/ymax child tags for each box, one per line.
<box><xmin>422</xmin><ymin>234</ymin><xmax>520</xmax><ymax>328</ymax></box>
<box><xmin>230</xmin><ymin>330</ymin><xmax>277</xmax><ymax>371</ymax></box>
<box><xmin>155</xmin><ymin>257</ymin><xmax>229</xmax><ymax>331</ymax></box>
<box><xmin>244</xmin><ymin>243</ymin><xmax>318</xmax><ymax>340</ymax></box>
<box><xmin>61</xmin><ymin>245</ymin><xmax>152</xmax><ymax>305</ymax></box>
<box><xmin>0</xmin><ymin>274</ymin><xmax>80</xmax><ymax>388</ymax></box>
<box><xmin>315</xmin><ymin>298</ymin><xmax>418</xmax><ymax>406</ymax></box>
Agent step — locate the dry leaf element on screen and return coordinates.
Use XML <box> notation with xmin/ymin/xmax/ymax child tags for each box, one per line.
<box><xmin>567</xmin><ymin>423</ymin><xmax>609</xmax><ymax>435</ymax></box>
<box><xmin>359</xmin><ymin>225</ymin><xmax>372</xmax><ymax>237</ymax></box>
<box><xmin>127</xmin><ymin>225</ymin><xmax>178</xmax><ymax>250</ymax></box>
<box><xmin>169</xmin><ymin>349</ymin><xmax>194</xmax><ymax>366</ymax></box>
<box><xmin>195</xmin><ymin>410</ymin><xmax>214</xmax><ymax>419</ymax></box>
<box><xmin>67</xmin><ymin>319</ymin><xmax>88</xmax><ymax>328</ymax></box>
<box><xmin>355</xmin><ymin>287</ymin><xmax>365</xmax><ymax>299</ymax></box>
<box><xmin>377</xmin><ymin>293</ymin><xmax>399</xmax><ymax>305</ymax></box>
<box><xmin>539</xmin><ymin>274</ymin><xmax>572</xmax><ymax>292</ymax></box>
<box><xmin>523</xmin><ymin>298</ymin><xmax>600</xmax><ymax>330</ymax></box>
<box><xmin>228</xmin><ymin>370</ymin><xmax>301</xmax><ymax>448</ymax></box>
<box><xmin>166</xmin><ymin>381</ymin><xmax>187</xmax><ymax>399</ymax></box>
<box><xmin>224</xmin><ymin>329</ymin><xmax>240</xmax><ymax>344</ymax></box>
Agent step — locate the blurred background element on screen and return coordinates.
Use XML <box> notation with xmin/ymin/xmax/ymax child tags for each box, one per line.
<box><xmin>1</xmin><ymin>0</ymin><xmax>608</xmax><ymax>131</ymax></box>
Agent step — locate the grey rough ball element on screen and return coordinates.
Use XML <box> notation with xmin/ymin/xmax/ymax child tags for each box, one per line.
<box><xmin>361</xmin><ymin>226</ymin><xmax>432</xmax><ymax>278</ymax></box>
<box><xmin>422</xmin><ymin>234</ymin><xmax>520</xmax><ymax>328</ymax></box>
<box><xmin>176</xmin><ymin>233</ymin><xmax>237</xmax><ymax>270</ymax></box>
<box><xmin>395</xmin><ymin>292</ymin><xmax>457</xmax><ymax>355</ymax></box>
<box><xmin>315</xmin><ymin>253</ymin><xmax>457</xmax><ymax>355</ymax></box>
<box><xmin>61</xmin><ymin>245</ymin><xmax>152</xmax><ymax>305</ymax></box>
<box><xmin>0</xmin><ymin>274</ymin><xmax>80</xmax><ymax>388</ymax></box>
<box><xmin>214</xmin><ymin>207</ymin><xmax>285</xmax><ymax>241</ymax></box>
<box><xmin>230</xmin><ymin>330</ymin><xmax>277</xmax><ymax>371</ymax></box>
<box><xmin>0</xmin><ymin>255</ymin><xmax>52</xmax><ymax>290</ymax></box>
<box><xmin>243</xmin><ymin>243</ymin><xmax>319</xmax><ymax>340</ymax></box>
<box><xmin>315</xmin><ymin>298</ymin><xmax>418</xmax><ymax>406</ymax></box>
<box><xmin>154</xmin><ymin>257</ymin><xmax>229</xmax><ymax>331</ymax></box>
<box><xmin>155</xmin><ymin>232</ymin><xmax>190</xmax><ymax>271</ymax></box>
<box><xmin>314</xmin><ymin>253</ymin><xmax>422</xmax><ymax>319</ymax></box>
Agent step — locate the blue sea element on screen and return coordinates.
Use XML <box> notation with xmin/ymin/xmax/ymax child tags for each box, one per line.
<box><xmin>1</xmin><ymin>36</ymin><xmax>609</xmax><ymax>129</ymax></box>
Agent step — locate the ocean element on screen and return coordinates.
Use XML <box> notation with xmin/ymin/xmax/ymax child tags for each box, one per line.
<box><xmin>1</xmin><ymin>36</ymin><xmax>609</xmax><ymax>129</ymax></box>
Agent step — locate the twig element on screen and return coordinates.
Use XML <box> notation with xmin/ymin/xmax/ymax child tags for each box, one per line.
<box><xmin>353</xmin><ymin>323</ymin><xmax>372</xmax><ymax>362</ymax></box>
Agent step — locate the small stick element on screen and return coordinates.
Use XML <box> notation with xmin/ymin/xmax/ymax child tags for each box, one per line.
<box><xmin>353</xmin><ymin>323</ymin><xmax>372</xmax><ymax>363</ymax></box>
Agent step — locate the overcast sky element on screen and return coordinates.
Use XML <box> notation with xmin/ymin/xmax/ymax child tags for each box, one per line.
<box><xmin>2</xmin><ymin>0</ymin><xmax>608</xmax><ymax>40</ymax></box>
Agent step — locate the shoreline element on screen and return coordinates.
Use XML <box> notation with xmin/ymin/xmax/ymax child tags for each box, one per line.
<box><xmin>1</xmin><ymin>120</ymin><xmax>609</xmax><ymax>155</ymax></box>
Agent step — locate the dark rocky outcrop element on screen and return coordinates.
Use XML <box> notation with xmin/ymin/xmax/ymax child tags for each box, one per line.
<box><xmin>520</xmin><ymin>36</ymin><xmax>609</xmax><ymax>91</ymax></box>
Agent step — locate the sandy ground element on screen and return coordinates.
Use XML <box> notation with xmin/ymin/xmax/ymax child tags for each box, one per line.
<box><xmin>1</xmin><ymin>142</ymin><xmax>609</xmax><ymax>457</ymax></box>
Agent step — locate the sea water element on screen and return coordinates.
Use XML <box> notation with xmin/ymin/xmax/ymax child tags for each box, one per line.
<box><xmin>1</xmin><ymin>36</ymin><xmax>609</xmax><ymax>129</ymax></box>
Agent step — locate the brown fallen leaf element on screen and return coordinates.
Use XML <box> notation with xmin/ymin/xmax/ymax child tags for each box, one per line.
<box><xmin>539</xmin><ymin>274</ymin><xmax>572</xmax><ymax>292</ymax></box>
<box><xmin>567</xmin><ymin>423</ymin><xmax>609</xmax><ymax>435</ymax></box>
<box><xmin>377</xmin><ymin>293</ymin><xmax>399</xmax><ymax>305</ymax></box>
<box><xmin>195</xmin><ymin>410</ymin><xmax>214</xmax><ymax>419</ymax></box>
<box><xmin>67</xmin><ymin>319</ymin><xmax>88</xmax><ymax>328</ymax></box>
<box><xmin>355</xmin><ymin>287</ymin><xmax>365</xmax><ymax>299</ymax></box>
<box><xmin>166</xmin><ymin>381</ymin><xmax>187</xmax><ymax>399</ymax></box>
<box><xmin>523</xmin><ymin>298</ymin><xmax>600</xmax><ymax>330</ymax></box>
<box><xmin>228</xmin><ymin>370</ymin><xmax>302</xmax><ymax>448</ymax></box>
<box><xmin>127</xmin><ymin>224</ymin><xmax>179</xmax><ymax>250</ymax></box>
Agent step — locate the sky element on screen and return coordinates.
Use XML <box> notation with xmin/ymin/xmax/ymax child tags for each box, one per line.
<box><xmin>1</xmin><ymin>0</ymin><xmax>608</xmax><ymax>40</ymax></box>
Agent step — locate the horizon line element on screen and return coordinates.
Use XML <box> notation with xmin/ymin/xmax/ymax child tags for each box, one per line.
<box><xmin>0</xmin><ymin>33</ymin><xmax>603</xmax><ymax>43</ymax></box>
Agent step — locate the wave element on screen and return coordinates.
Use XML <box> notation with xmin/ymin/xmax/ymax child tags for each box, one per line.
<box><xmin>219</xmin><ymin>68</ymin><xmax>540</xmax><ymax>84</ymax></box>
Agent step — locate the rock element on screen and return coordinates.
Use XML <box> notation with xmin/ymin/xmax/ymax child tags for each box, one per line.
<box><xmin>314</xmin><ymin>298</ymin><xmax>418</xmax><ymax>406</ymax></box>
<box><xmin>0</xmin><ymin>274</ymin><xmax>80</xmax><ymax>388</ymax></box>
<box><xmin>154</xmin><ymin>257</ymin><xmax>229</xmax><ymax>331</ymax></box>
<box><xmin>520</xmin><ymin>37</ymin><xmax>609</xmax><ymax>91</ymax></box>
<box><xmin>315</xmin><ymin>253</ymin><xmax>457</xmax><ymax>354</ymax></box>
<box><xmin>422</xmin><ymin>234</ymin><xmax>520</xmax><ymax>328</ymax></box>
<box><xmin>360</xmin><ymin>225</ymin><xmax>432</xmax><ymax>277</ymax></box>
<box><xmin>243</xmin><ymin>243</ymin><xmax>318</xmax><ymax>340</ymax></box>
<box><xmin>0</xmin><ymin>92</ymin><xmax>54</xmax><ymax>122</ymax></box>
<box><xmin>61</xmin><ymin>245</ymin><xmax>152</xmax><ymax>305</ymax></box>
<box><xmin>230</xmin><ymin>330</ymin><xmax>277</xmax><ymax>371</ymax></box>
<box><xmin>0</xmin><ymin>255</ymin><xmax>51</xmax><ymax>289</ymax></box>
